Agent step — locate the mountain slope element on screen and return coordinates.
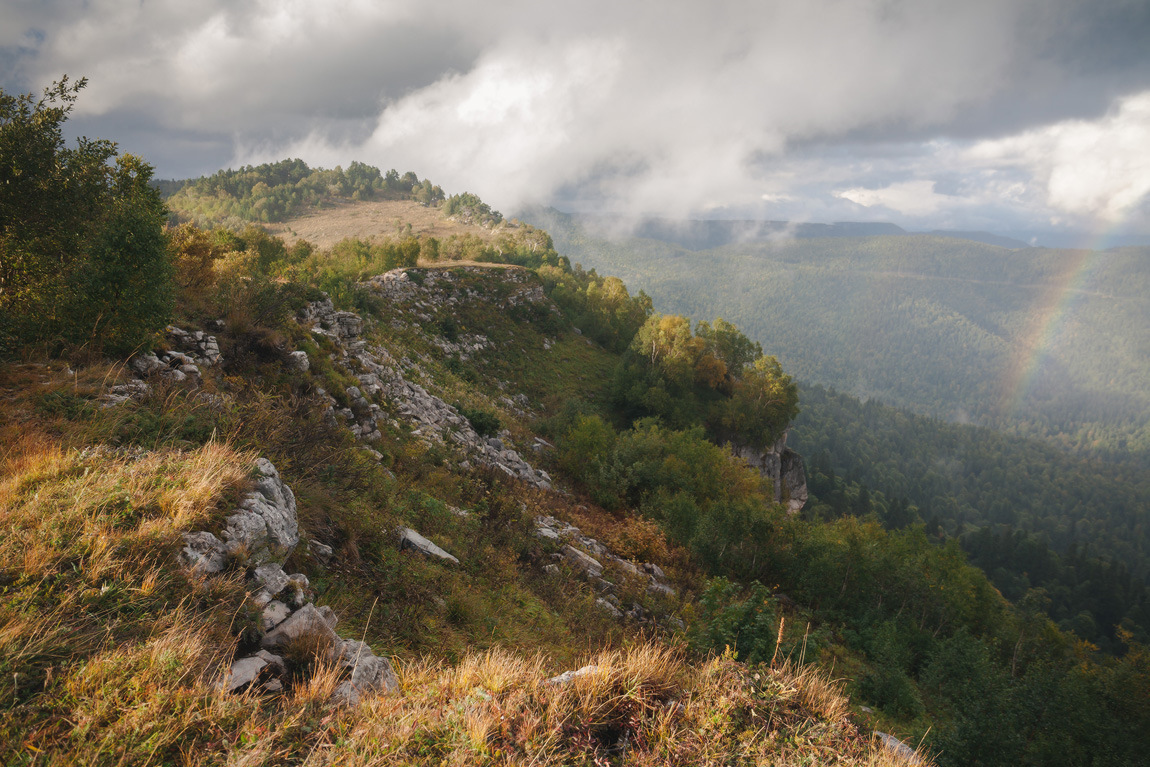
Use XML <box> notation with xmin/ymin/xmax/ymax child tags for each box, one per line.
<box><xmin>522</xmin><ymin>207</ymin><xmax>1150</xmax><ymax>460</ymax></box>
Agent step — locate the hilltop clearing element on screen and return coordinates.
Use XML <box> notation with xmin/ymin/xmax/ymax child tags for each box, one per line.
<box><xmin>264</xmin><ymin>198</ymin><xmax>514</xmax><ymax>250</ymax></box>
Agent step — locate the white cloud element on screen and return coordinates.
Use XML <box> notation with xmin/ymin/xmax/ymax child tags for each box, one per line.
<box><xmin>3</xmin><ymin>0</ymin><xmax>1149</xmax><ymax>233</ymax></box>
<box><xmin>835</xmin><ymin>180</ymin><xmax>949</xmax><ymax>218</ymax></box>
<box><xmin>968</xmin><ymin>91</ymin><xmax>1150</xmax><ymax>224</ymax></box>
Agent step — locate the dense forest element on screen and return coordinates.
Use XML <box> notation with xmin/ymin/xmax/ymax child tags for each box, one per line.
<box><xmin>523</xmin><ymin>207</ymin><xmax>1150</xmax><ymax>464</ymax></box>
<box><xmin>791</xmin><ymin>384</ymin><xmax>1150</xmax><ymax>651</ymax></box>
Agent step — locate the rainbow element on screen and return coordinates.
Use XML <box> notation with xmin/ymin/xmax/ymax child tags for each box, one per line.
<box><xmin>999</xmin><ymin>226</ymin><xmax>1124</xmax><ymax>418</ymax></box>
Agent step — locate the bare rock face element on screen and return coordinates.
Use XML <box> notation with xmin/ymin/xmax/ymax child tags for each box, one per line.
<box><xmin>733</xmin><ymin>433</ymin><xmax>808</xmax><ymax>513</ymax></box>
<box><xmin>779</xmin><ymin>448</ymin><xmax>808</xmax><ymax>514</ymax></box>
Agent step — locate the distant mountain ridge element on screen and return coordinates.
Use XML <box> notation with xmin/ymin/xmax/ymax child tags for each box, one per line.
<box><xmin>540</xmin><ymin>211</ymin><xmax>1029</xmax><ymax>251</ymax></box>
<box><xmin>520</xmin><ymin>206</ymin><xmax>1150</xmax><ymax>461</ymax></box>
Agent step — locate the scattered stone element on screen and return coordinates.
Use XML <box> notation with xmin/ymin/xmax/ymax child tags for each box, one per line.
<box><xmin>308</xmin><ymin>540</ymin><xmax>334</xmax><ymax>563</ymax></box>
<box><xmin>261</xmin><ymin>603</ymin><xmax>340</xmax><ymax>652</ymax></box>
<box><xmin>875</xmin><ymin>732</ymin><xmax>922</xmax><ymax>765</ymax></box>
<box><xmin>101</xmin><ymin>379</ymin><xmax>151</xmax><ymax>407</ymax></box>
<box><xmin>225</xmin><ymin>655</ymin><xmax>267</xmax><ymax>692</ymax></box>
<box><xmin>641</xmin><ymin>563</ymin><xmax>666</xmax><ymax>579</ymax></box>
<box><xmin>287</xmin><ymin>350</ymin><xmax>310</xmax><ymax>372</ymax></box>
<box><xmin>398</xmin><ymin>527</ymin><xmax>460</xmax><ymax>564</ymax></box>
<box><xmin>546</xmin><ymin>665</ymin><xmax>598</xmax><ymax>685</ymax></box>
<box><xmin>255</xmin><ymin>650</ymin><xmax>286</xmax><ymax>676</ymax></box>
<box><xmin>596</xmin><ymin>598</ymin><xmax>624</xmax><ymax>619</ymax></box>
<box><xmin>561</xmin><ymin>544</ymin><xmax>603</xmax><ymax>579</ymax></box>
<box><xmin>328</xmin><ymin>638</ymin><xmax>400</xmax><ymax>705</ymax></box>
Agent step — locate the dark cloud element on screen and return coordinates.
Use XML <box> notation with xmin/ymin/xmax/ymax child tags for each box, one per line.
<box><xmin>1</xmin><ymin>0</ymin><xmax>1147</xmax><ymax>236</ymax></box>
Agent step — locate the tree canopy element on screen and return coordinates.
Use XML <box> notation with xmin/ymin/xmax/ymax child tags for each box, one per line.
<box><xmin>0</xmin><ymin>77</ymin><xmax>171</xmax><ymax>356</ymax></box>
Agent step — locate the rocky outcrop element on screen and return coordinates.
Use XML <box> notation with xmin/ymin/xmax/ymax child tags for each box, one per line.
<box><xmin>534</xmin><ymin>515</ymin><xmax>681</xmax><ymax>628</ymax></box>
<box><xmin>300</xmin><ymin>287</ymin><xmax>554</xmax><ymax>492</ymax></box>
<box><xmin>164</xmin><ymin>325</ymin><xmax>223</xmax><ymax>367</ymax></box>
<box><xmin>179</xmin><ymin>458</ymin><xmax>299</xmax><ymax>572</ymax></box>
<box><xmin>365</xmin><ymin>266</ymin><xmax>551</xmax><ymax>316</ymax></box>
<box><xmin>104</xmin><ymin>325</ymin><xmax>223</xmax><ymax>405</ymax></box>
<box><xmin>733</xmin><ymin>433</ymin><xmax>808</xmax><ymax>514</ymax></box>
<box><xmin>178</xmin><ymin>457</ymin><xmax>398</xmax><ymax>706</ymax></box>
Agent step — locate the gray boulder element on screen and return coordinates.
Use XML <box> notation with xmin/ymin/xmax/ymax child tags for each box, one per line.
<box><xmin>287</xmin><ymin>350</ymin><xmax>310</xmax><ymax>372</ymax></box>
<box><xmin>561</xmin><ymin>544</ymin><xmax>603</xmax><ymax>579</ymax></box>
<box><xmin>261</xmin><ymin>603</ymin><xmax>339</xmax><ymax>652</ymax></box>
<box><xmin>398</xmin><ymin>527</ymin><xmax>460</xmax><ymax>564</ymax></box>
<box><xmin>225</xmin><ymin>655</ymin><xmax>267</xmax><ymax>692</ymax></box>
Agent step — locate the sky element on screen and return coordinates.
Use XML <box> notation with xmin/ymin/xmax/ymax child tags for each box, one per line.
<box><xmin>3</xmin><ymin>0</ymin><xmax>1150</xmax><ymax>244</ymax></box>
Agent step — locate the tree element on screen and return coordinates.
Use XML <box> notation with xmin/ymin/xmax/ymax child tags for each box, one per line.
<box><xmin>68</xmin><ymin>157</ymin><xmax>172</xmax><ymax>354</ymax></box>
<box><xmin>696</xmin><ymin>318</ymin><xmax>762</xmax><ymax>378</ymax></box>
<box><xmin>0</xmin><ymin>77</ymin><xmax>172</xmax><ymax>356</ymax></box>
<box><xmin>714</xmin><ymin>355</ymin><xmax>800</xmax><ymax>450</ymax></box>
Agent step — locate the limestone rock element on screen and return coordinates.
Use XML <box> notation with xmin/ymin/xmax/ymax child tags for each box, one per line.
<box><xmin>734</xmin><ymin>433</ymin><xmax>808</xmax><ymax>513</ymax></box>
<box><xmin>318</xmin><ymin>605</ymin><xmax>339</xmax><ymax>628</ymax></box>
<box><xmin>398</xmin><ymin>527</ymin><xmax>460</xmax><ymax>564</ymax></box>
<box><xmin>221</xmin><ymin>459</ymin><xmax>299</xmax><ymax>564</ymax></box>
<box><xmin>308</xmin><ymin>540</ymin><xmax>334</xmax><ymax>563</ymax></box>
<box><xmin>179</xmin><ymin>531</ymin><xmax>228</xmax><ymax>574</ymax></box>
<box><xmin>287</xmin><ymin>350</ymin><xmax>310</xmax><ymax>372</ymax></box>
<box><xmin>261</xmin><ymin>601</ymin><xmax>291</xmax><ymax>632</ymax></box>
<box><xmin>546</xmin><ymin>665</ymin><xmax>598</xmax><ymax>685</ymax></box>
<box><xmin>252</xmin><ymin>563</ymin><xmax>289</xmax><ymax>596</ymax></box>
<box><xmin>596</xmin><ymin>597</ymin><xmax>624</xmax><ymax>619</ymax></box>
<box><xmin>225</xmin><ymin>655</ymin><xmax>267</xmax><ymax>692</ymax></box>
<box><xmin>255</xmin><ymin>650</ymin><xmax>286</xmax><ymax>676</ymax></box>
<box><xmin>261</xmin><ymin>603</ymin><xmax>339</xmax><ymax>652</ymax></box>
<box><xmin>875</xmin><ymin>732</ymin><xmax>922</xmax><ymax>765</ymax></box>
<box><xmin>561</xmin><ymin>544</ymin><xmax>603</xmax><ymax>579</ymax></box>
<box><xmin>327</xmin><ymin>638</ymin><xmax>399</xmax><ymax>706</ymax></box>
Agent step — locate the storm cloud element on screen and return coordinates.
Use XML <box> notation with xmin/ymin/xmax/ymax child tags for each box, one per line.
<box><xmin>4</xmin><ymin>0</ymin><xmax>1149</xmax><ymax>238</ymax></box>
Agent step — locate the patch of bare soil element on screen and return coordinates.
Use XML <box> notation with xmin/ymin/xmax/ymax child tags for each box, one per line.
<box><xmin>265</xmin><ymin>199</ymin><xmax>510</xmax><ymax>250</ymax></box>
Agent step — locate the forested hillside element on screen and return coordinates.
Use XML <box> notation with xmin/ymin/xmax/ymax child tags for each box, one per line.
<box><xmin>791</xmin><ymin>384</ymin><xmax>1150</xmax><ymax>651</ymax></box>
<box><xmin>523</xmin><ymin>208</ymin><xmax>1150</xmax><ymax>462</ymax></box>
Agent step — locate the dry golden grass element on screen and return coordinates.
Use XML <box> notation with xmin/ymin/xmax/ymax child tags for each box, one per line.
<box><xmin>0</xmin><ymin>367</ymin><xmax>923</xmax><ymax>766</ymax></box>
<box><xmin>299</xmin><ymin>645</ymin><xmax>917</xmax><ymax>767</ymax></box>
<box><xmin>265</xmin><ymin>199</ymin><xmax>511</xmax><ymax>250</ymax></box>
<box><xmin>0</xmin><ymin>433</ymin><xmax>255</xmax><ymax>583</ymax></box>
